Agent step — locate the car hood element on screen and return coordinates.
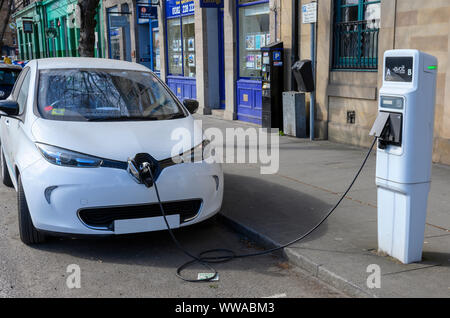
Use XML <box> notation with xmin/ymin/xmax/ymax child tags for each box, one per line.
<box><xmin>31</xmin><ymin>116</ymin><xmax>203</xmax><ymax>162</ymax></box>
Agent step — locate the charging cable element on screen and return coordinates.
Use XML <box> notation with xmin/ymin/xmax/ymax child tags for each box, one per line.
<box><xmin>147</xmin><ymin>136</ymin><xmax>378</xmax><ymax>282</ymax></box>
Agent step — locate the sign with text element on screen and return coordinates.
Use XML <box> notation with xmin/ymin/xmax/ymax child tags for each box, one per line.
<box><xmin>137</xmin><ymin>5</ymin><xmax>157</xmax><ymax>24</ymax></box>
<box><xmin>23</xmin><ymin>20</ymin><xmax>33</xmax><ymax>33</ymax></box>
<box><xmin>200</xmin><ymin>0</ymin><xmax>223</xmax><ymax>8</ymax></box>
<box><xmin>166</xmin><ymin>0</ymin><xmax>195</xmax><ymax>19</ymax></box>
<box><xmin>302</xmin><ymin>2</ymin><xmax>317</xmax><ymax>24</ymax></box>
<box><xmin>385</xmin><ymin>57</ymin><xmax>414</xmax><ymax>83</ymax></box>
<box><xmin>109</xmin><ymin>15</ymin><xmax>128</xmax><ymax>28</ymax></box>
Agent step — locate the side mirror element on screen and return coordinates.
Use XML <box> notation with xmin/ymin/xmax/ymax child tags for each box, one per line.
<box><xmin>0</xmin><ymin>100</ymin><xmax>19</xmax><ymax>116</ymax></box>
<box><xmin>183</xmin><ymin>99</ymin><xmax>199</xmax><ymax>114</ymax></box>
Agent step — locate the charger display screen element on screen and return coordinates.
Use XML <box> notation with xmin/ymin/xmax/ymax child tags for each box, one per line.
<box><xmin>380</xmin><ymin>96</ymin><xmax>404</xmax><ymax>110</ymax></box>
<box><xmin>385</xmin><ymin>57</ymin><xmax>413</xmax><ymax>82</ymax></box>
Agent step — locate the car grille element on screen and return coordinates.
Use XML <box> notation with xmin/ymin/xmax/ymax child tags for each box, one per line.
<box><xmin>78</xmin><ymin>199</ymin><xmax>202</xmax><ymax>230</ymax></box>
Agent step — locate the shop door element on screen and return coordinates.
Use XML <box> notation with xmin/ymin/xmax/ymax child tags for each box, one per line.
<box><xmin>138</xmin><ymin>22</ymin><xmax>151</xmax><ymax>68</ymax></box>
<box><xmin>151</xmin><ymin>23</ymin><xmax>161</xmax><ymax>75</ymax></box>
<box><xmin>107</xmin><ymin>6</ymin><xmax>131</xmax><ymax>61</ymax></box>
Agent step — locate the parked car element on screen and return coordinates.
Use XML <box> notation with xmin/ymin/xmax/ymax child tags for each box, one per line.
<box><xmin>12</xmin><ymin>60</ymin><xmax>29</xmax><ymax>68</ymax></box>
<box><xmin>0</xmin><ymin>64</ymin><xmax>22</xmax><ymax>100</ymax></box>
<box><xmin>0</xmin><ymin>58</ymin><xmax>223</xmax><ymax>244</ymax></box>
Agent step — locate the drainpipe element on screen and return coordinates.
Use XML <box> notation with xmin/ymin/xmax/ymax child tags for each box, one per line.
<box><xmin>42</xmin><ymin>5</ymin><xmax>49</xmax><ymax>57</ymax></box>
<box><xmin>291</xmin><ymin>0</ymin><xmax>299</xmax><ymax>91</ymax></box>
<box><xmin>310</xmin><ymin>0</ymin><xmax>317</xmax><ymax>141</ymax></box>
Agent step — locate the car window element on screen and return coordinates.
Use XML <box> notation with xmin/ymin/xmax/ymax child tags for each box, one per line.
<box><xmin>10</xmin><ymin>67</ymin><xmax>29</xmax><ymax>101</ymax></box>
<box><xmin>17</xmin><ymin>70</ymin><xmax>31</xmax><ymax>114</ymax></box>
<box><xmin>0</xmin><ymin>69</ymin><xmax>20</xmax><ymax>85</ymax></box>
<box><xmin>0</xmin><ymin>68</ymin><xmax>21</xmax><ymax>100</ymax></box>
<box><xmin>37</xmin><ymin>69</ymin><xmax>186</xmax><ymax>122</ymax></box>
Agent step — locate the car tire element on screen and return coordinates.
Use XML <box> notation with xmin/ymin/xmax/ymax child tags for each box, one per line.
<box><xmin>1</xmin><ymin>147</ymin><xmax>13</xmax><ymax>187</ymax></box>
<box><xmin>18</xmin><ymin>175</ymin><xmax>46</xmax><ymax>245</ymax></box>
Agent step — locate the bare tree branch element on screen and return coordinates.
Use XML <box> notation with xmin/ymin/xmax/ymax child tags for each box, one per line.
<box><xmin>78</xmin><ymin>0</ymin><xmax>100</xmax><ymax>57</ymax></box>
<box><xmin>0</xmin><ymin>0</ymin><xmax>14</xmax><ymax>50</ymax></box>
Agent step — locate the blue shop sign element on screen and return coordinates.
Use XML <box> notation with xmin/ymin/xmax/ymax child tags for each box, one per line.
<box><xmin>138</xmin><ymin>5</ymin><xmax>157</xmax><ymax>19</ymax></box>
<box><xmin>200</xmin><ymin>0</ymin><xmax>223</xmax><ymax>8</ymax></box>
<box><xmin>137</xmin><ymin>5</ymin><xmax>157</xmax><ymax>24</ymax></box>
<box><xmin>166</xmin><ymin>0</ymin><xmax>195</xmax><ymax>18</ymax></box>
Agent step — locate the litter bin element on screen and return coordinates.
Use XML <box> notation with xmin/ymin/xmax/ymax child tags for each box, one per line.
<box><xmin>283</xmin><ymin>92</ymin><xmax>307</xmax><ymax>138</ymax></box>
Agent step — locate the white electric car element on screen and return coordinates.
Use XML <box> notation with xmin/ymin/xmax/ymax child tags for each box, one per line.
<box><xmin>0</xmin><ymin>58</ymin><xmax>223</xmax><ymax>244</ymax></box>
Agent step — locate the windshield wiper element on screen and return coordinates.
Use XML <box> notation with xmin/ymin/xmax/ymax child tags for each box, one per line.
<box><xmin>87</xmin><ymin>114</ymin><xmax>186</xmax><ymax>122</ymax></box>
<box><xmin>165</xmin><ymin>113</ymin><xmax>186</xmax><ymax>120</ymax></box>
<box><xmin>87</xmin><ymin>116</ymin><xmax>159</xmax><ymax>122</ymax></box>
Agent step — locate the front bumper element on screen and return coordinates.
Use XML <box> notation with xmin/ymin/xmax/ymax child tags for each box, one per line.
<box><xmin>20</xmin><ymin>158</ymin><xmax>223</xmax><ymax>235</ymax></box>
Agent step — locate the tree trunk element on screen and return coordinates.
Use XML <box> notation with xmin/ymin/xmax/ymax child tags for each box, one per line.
<box><xmin>77</xmin><ymin>0</ymin><xmax>100</xmax><ymax>57</ymax></box>
<box><xmin>0</xmin><ymin>0</ymin><xmax>13</xmax><ymax>50</ymax></box>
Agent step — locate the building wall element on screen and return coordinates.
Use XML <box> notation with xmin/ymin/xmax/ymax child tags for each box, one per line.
<box><xmin>13</xmin><ymin>0</ymin><xmax>105</xmax><ymax>60</ymax></box>
<box><xmin>13</xmin><ymin>2</ymin><xmax>45</xmax><ymax>60</ymax></box>
<box><xmin>298</xmin><ymin>0</ymin><xmax>450</xmax><ymax>165</ymax></box>
<box><xmin>393</xmin><ymin>0</ymin><xmax>450</xmax><ymax>164</ymax></box>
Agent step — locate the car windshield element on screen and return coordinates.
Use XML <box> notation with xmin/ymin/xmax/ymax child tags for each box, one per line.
<box><xmin>37</xmin><ymin>69</ymin><xmax>186</xmax><ymax>121</ymax></box>
<box><xmin>0</xmin><ymin>69</ymin><xmax>20</xmax><ymax>86</ymax></box>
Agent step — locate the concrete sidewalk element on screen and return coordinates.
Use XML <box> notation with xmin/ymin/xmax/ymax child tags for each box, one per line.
<box><xmin>197</xmin><ymin>114</ymin><xmax>450</xmax><ymax>298</ymax></box>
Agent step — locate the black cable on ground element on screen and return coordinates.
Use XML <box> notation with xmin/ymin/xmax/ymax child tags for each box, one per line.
<box><xmin>150</xmin><ymin>136</ymin><xmax>378</xmax><ymax>282</ymax></box>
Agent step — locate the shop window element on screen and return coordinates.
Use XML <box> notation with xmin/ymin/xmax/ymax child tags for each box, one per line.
<box><xmin>182</xmin><ymin>15</ymin><xmax>195</xmax><ymax>78</ymax></box>
<box><xmin>332</xmin><ymin>0</ymin><xmax>380</xmax><ymax>70</ymax></box>
<box><xmin>238</xmin><ymin>1</ymin><xmax>270</xmax><ymax>79</ymax></box>
<box><xmin>166</xmin><ymin>0</ymin><xmax>196</xmax><ymax>78</ymax></box>
<box><xmin>152</xmin><ymin>28</ymin><xmax>160</xmax><ymax>72</ymax></box>
<box><xmin>107</xmin><ymin>5</ymin><xmax>131</xmax><ymax>61</ymax></box>
<box><xmin>167</xmin><ymin>18</ymin><xmax>182</xmax><ymax>75</ymax></box>
<box><xmin>108</xmin><ymin>6</ymin><xmax>121</xmax><ymax>60</ymax></box>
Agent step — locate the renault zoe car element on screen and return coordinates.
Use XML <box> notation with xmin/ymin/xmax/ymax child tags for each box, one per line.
<box><xmin>0</xmin><ymin>58</ymin><xmax>223</xmax><ymax>244</ymax></box>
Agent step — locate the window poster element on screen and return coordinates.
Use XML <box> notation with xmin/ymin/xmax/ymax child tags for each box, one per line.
<box><xmin>172</xmin><ymin>39</ymin><xmax>181</xmax><ymax>52</ymax></box>
<box><xmin>188</xmin><ymin>38</ymin><xmax>195</xmax><ymax>52</ymax></box>
<box><xmin>172</xmin><ymin>54</ymin><xmax>181</xmax><ymax>66</ymax></box>
<box><xmin>188</xmin><ymin>54</ymin><xmax>195</xmax><ymax>67</ymax></box>
<box><xmin>156</xmin><ymin>54</ymin><xmax>161</xmax><ymax>70</ymax></box>
<box><xmin>255</xmin><ymin>53</ymin><xmax>262</xmax><ymax>70</ymax></box>
<box><xmin>246</xmin><ymin>35</ymin><xmax>255</xmax><ymax>50</ymax></box>
<box><xmin>255</xmin><ymin>35</ymin><xmax>261</xmax><ymax>50</ymax></box>
<box><xmin>260</xmin><ymin>34</ymin><xmax>266</xmax><ymax>48</ymax></box>
<box><xmin>246</xmin><ymin>54</ymin><xmax>255</xmax><ymax>69</ymax></box>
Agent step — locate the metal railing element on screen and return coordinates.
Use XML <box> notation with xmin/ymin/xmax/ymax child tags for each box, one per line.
<box><xmin>332</xmin><ymin>20</ymin><xmax>380</xmax><ymax>70</ymax></box>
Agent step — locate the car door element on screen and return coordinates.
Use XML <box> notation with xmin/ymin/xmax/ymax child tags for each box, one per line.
<box><xmin>8</xmin><ymin>68</ymin><xmax>31</xmax><ymax>169</ymax></box>
<box><xmin>1</xmin><ymin>68</ymin><xmax>28</xmax><ymax>172</ymax></box>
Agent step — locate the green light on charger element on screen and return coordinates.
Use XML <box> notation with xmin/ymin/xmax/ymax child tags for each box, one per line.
<box><xmin>428</xmin><ymin>66</ymin><xmax>437</xmax><ymax>70</ymax></box>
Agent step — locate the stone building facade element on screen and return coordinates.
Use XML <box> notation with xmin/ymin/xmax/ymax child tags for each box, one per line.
<box><xmin>118</xmin><ymin>0</ymin><xmax>450</xmax><ymax>165</ymax></box>
<box><xmin>10</xmin><ymin>0</ymin><xmax>450</xmax><ymax>165</ymax></box>
<box><xmin>297</xmin><ymin>0</ymin><xmax>450</xmax><ymax>165</ymax></box>
<box><xmin>12</xmin><ymin>0</ymin><xmax>105</xmax><ymax>60</ymax></box>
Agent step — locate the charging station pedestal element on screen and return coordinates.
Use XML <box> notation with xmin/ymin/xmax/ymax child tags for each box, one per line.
<box><xmin>370</xmin><ymin>50</ymin><xmax>438</xmax><ymax>264</ymax></box>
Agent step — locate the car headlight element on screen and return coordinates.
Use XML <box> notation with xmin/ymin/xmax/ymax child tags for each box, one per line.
<box><xmin>36</xmin><ymin>143</ymin><xmax>103</xmax><ymax>168</ymax></box>
<box><xmin>173</xmin><ymin>139</ymin><xmax>211</xmax><ymax>164</ymax></box>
